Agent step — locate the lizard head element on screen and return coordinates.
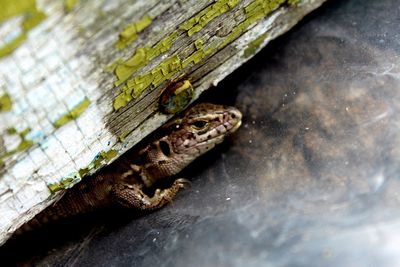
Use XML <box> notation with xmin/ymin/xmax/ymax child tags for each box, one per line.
<box><xmin>164</xmin><ymin>103</ymin><xmax>242</xmax><ymax>156</ymax></box>
<box><xmin>138</xmin><ymin>103</ymin><xmax>242</xmax><ymax>186</ymax></box>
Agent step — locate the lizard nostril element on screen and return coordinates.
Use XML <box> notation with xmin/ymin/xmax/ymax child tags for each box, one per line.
<box><xmin>159</xmin><ymin>140</ymin><xmax>171</xmax><ymax>156</ymax></box>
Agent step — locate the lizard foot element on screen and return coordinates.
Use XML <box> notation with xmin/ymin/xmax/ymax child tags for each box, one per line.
<box><xmin>111</xmin><ymin>178</ymin><xmax>189</xmax><ymax>211</ymax></box>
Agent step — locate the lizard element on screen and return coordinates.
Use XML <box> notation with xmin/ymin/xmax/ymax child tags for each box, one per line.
<box><xmin>19</xmin><ymin>103</ymin><xmax>242</xmax><ymax>231</ymax></box>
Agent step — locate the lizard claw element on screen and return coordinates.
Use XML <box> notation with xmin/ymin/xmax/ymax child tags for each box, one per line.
<box><xmin>174</xmin><ymin>178</ymin><xmax>191</xmax><ymax>189</ymax></box>
<box><xmin>154</xmin><ymin>189</ymin><xmax>162</xmax><ymax>196</ymax></box>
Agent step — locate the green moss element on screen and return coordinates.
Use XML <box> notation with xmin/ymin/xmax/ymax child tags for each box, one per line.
<box><xmin>53</xmin><ymin>98</ymin><xmax>91</xmax><ymax>128</ymax></box>
<box><xmin>0</xmin><ymin>0</ymin><xmax>47</xmax><ymax>58</ymax></box>
<box><xmin>243</xmin><ymin>31</ymin><xmax>268</xmax><ymax>58</ymax></box>
<box><xmin>64</xmin><ymin>0</ymin><xmax>78</xmax><ymax>12</ymax></box>
<box><xmin>0</xmin><ymin>93</ymin><xmax>12</xmax><ymax>112</ymax></box>
<box><xmin>115</xmin><ymin>15</ymin><xmax>152</xmax><ymax>50</ymax></box>
<box><xmin>181</xmin><ymin>0</ymin><xmax>239</xmax><ymax>36</ymax></box>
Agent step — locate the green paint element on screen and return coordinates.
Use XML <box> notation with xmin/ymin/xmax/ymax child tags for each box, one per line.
<box><xmin>16</xmin><ymin>127</ymin><xmax>34</xmax><ymax>151</ymax></box>
<box><xmin>182</xmin><ymin>48</ymin><xmax>209</xmax><ymax>68</ymax></box>
<box><xmin>114</xmin><ymin>54</ymin><xmax>182</xmax><ymax>110</ymax></box>
<box><xmin>119</xmin><ymin>130</ymin><xmax>132</xmax><ymax>142</ymax></box>
<box><xmin>194</xmin><ymin>38</ymin><xmax>204</xmax><ymax>50</ymax></box>
<box><xmin>220</xmin><ymin>0</ymin><xmax>286</xmax><ymax>49</ymax></box>
<box><xmin>21</xmin><ymin>8</ymin><xmax>46</xmax><ymax>31</ymax></box>
<box><xmin>114</xmin><ymin>32</ymin><xmax>177</xmax><ymax>86</ymax></box>
<box><xmin>0</xmin><ymin>0</ymin><xmax>36</xmax><ymax>22</ymax></box>
<box><xmin>78</xmin><ymin>149</ymin><xmax>119</xmax><ymax>176</ymax></box>
<box><xmin>115</xmin><ymin>15</ymin><xmax>152</xmax><ymax>50</ymax></box>
<box><xmin>93</xmin><ymin>150</ymin><xmax>118</xmax><ymax>169</ymax></box>
<box><xmin>47</xmin><ymin>149</ymin><xmax>119</xmax><ymax>193</ymax></box>
<box><xmin>0</xmin><ymin>93</ymin><xmax>12</xmax><ymax>112</ymax></box>
<box><xmin>288</xmin><ymin>0</ymin><xmax>300</xmax><ymax>5</ymax></box>
<box><xmin>78</xmin><ymin>167</ymin><xmax>90</xmax><ymax>178</ymax></box>
<box><xmin>5</xmin><ymin>127</ymin><xmax>17</xmax><ymax>135</ymax></box>
<box><xmin>47</xmin><ymin>177</ymin><xmax>77</xmax><ymax>193</ymax></box>
<box><xmin>64</xmin><ymin>0</ymin><xmax>78</xmax><ymax>12</ymax></box>
<box><xmin>0</xmin><ymin>127</ymin><xmax>34</xmax><ymax>163</ymax></box>
<box><xmin>181</xmin><ymin>0</ymin><xmax>239</xmax><ymax>36</ymax></box>
<box><xmin>104</xmin><ymin>58</ymin><xmax>123</xmax><ymax>73</ymax></box>
<box><xmin>0</xmin><ymin>0</ymin><xmax>47</xmax><ymax>58</ymax></box>
<box><xmin>112</xmin><ymin>0</ymin><xmax>292</xmax><ymax>111</ymax></box>
<box><xmin>53</xmin><ymin>98</ymin><xmax>91</xmax><ymax>128</ymax></box>
<box><xmin>0</xmin><ymin>33</ymin><xmax>28</xmax><ymax>58</ymax></box>
<box><xmin>243</xmin><ymin>31</ymin><xmax>268</xmax><ymax>58</ymax></box>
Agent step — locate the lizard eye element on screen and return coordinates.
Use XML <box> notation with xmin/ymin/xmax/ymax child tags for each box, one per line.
<box><xmin>159</xmin><ymin>140</ymin><xmax>171</xmax><ymax>156</ymax></box>
<box><xmin>193</xmin><ymin>120</ymin><xmax>207</xmax><ymax>129</ymax></box>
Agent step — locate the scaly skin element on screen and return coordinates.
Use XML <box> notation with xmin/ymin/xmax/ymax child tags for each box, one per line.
<box><xmin>22</xmin><ymin>103</ymin><xmax>242</xmax><ymax>230</ymax></box>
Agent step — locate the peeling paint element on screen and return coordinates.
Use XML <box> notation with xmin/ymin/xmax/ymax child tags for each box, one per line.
<box><xmin>180</xmin><ymin>0</ymin><xmax>240</xmax><ymax>37</ymax></box>
<box><xmin>47</xmin><ymin>177</ymin><xmax>77</xmax><ymax>193</ymax></box>
<box><xmin>0</xmin><ymin>93</ymin><xmax>12</xmax><ymax>112</ymax></box>
<box><xmin>114</xmin><ymin>32</ymin><xmax>177</xmax><ymax>86</ymax></box>
<box><xmin>0</xmin><ymin>0</ymin><xmax>47</xmax><ymax>58</ymax></box>
<box><xmin>104</xmin><ymin>58</ymin><xmax>123</xmax><ymax>73</ymax></box>
<box><xmin>21</xmin><ymin>8</ymin><xmax>46</xmax><ymax>31</ymax></box>
<box><xmin>219</xmin><ymin>0</ymin><xmax>286</xmax><ymax>49</ymax></box>
<box><xmin>115</xmin><ymin>15</ymin><xmax>152</xmax><ymax>50</ymax></box>
<box><xmin>47</xmin><ymin>149</ymin><xmax>118</xmax><ymax>193</ymax></box>
<box><xmin>243</xmin><ymin>31</ymin><xmax>268</xmax><ymax>58</ymax></box>
<box><xmin>0</xmin><ymin>127</ymin><xmax>34</xmax><ymax>165</ymax></box>
<box><xmin>119</xmin><ymin>130</ymin><xmax>132</xmax><ymax>142</ymax></box>
<box><xmin>112</xmin><ymin>0</ymin><xmax>293</xmax><ymax>111</ymax></box>
<box><xmin>288</xmin><ymin>0</ymin><xmax>300</xmax><ymax>5</ymax></box>
<box><xmin>64</xmin><ymin>0</ymin><xmax>78</xmax><ymax>12</ymax></box>
<box><xmin>53</xmin><ymin>97</ymin><xmax>91</xmax><ymax>128</ymax></box>
<box><xmin>0</xmin><ymin>0</ymin><xmax>36</xmax><ymax>22</ymax></box>
<box><xmin>114</xmin><ymin>54</ymin><xmax>182</xmax><ymax>110</ymax></box>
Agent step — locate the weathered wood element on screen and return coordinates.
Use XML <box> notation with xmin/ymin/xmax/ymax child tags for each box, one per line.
<box><xmin>0</xmin><ymin>0</ymin><xmax>326</xmax><ymax>244</ymax></box>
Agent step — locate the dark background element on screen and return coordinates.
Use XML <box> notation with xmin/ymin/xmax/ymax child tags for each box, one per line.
<box><xmin>3</xmin><ymin>0</ymin><xmax>400</xmax><ymax>266</ymax></box>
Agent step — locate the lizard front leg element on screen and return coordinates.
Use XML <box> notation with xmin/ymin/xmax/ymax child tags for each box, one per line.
<box><xmin>110</xmin><ymin>179</ymin><xmax>190</xmax><ymax>211</ymax></box>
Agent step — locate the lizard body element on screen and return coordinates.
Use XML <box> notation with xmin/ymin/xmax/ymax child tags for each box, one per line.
<box><xmin>21</xmin><ymin>103</ymin><xmax>242</xmax><ymax>231</ymax></box>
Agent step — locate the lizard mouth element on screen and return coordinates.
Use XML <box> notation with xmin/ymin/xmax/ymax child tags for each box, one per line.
<box><xmin>226</xmin><ymin>106</ymin><xmax>242</xmax><ymax>134</ymax></box>
<box><xmin>229</xmin><ymin>117</ymin><xmax>242</xmax><ymax>133</ymax></box>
